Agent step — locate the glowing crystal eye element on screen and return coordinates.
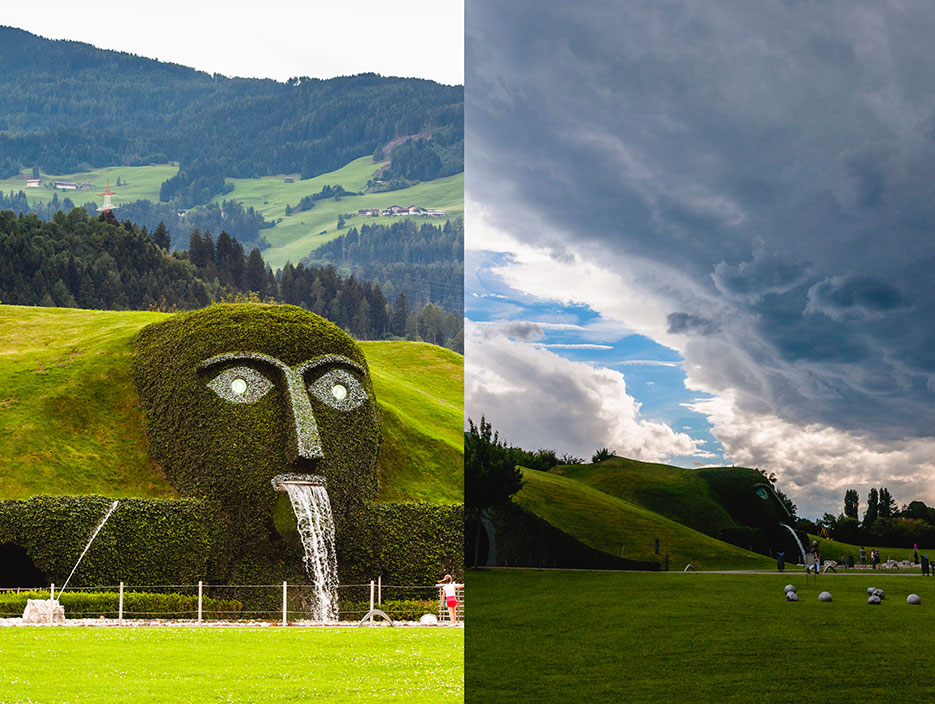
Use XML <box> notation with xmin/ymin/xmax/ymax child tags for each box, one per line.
<box><xmin>207</xmin><ymin>366</ymin><xmax>273</xmax><ymax>403</ymax></box>
<box><xmin>308</xmin><ymin>368</ymin><xmax>367</xmax><ymax>410</ymax></box>
<box><xmin>755</xmin><ymin>487</ymin><xmax>769</xmax><ymax>500</ymax></box>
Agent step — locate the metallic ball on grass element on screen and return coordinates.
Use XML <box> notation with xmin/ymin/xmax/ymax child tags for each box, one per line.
<box><xmin>872</xmin><ymin>589</ymin><xmax>885</xmax><ymax>600</ymax></box>
<box><xmin>868</xmin><ymin>595</ymin><xmax>881</xmax><ymax>605</ymax></box>
<box><xmin>819</xmin><ymin>591</ymin><xmax>832</xmax><ymax>602</ymax></box>
<box><xmin>786</xmin><ymin>591</ymin><xmax>799</xmax><ymax>602</ymax></box>
<box><xmin>784</xmin><ymin>584</ymin><xmax>796</xmax><ymax>594</ymax></box>
<box><xmin>908</xmin><ymin>594</ymin><xmax>922</xmax><ymax>605</ymax></box>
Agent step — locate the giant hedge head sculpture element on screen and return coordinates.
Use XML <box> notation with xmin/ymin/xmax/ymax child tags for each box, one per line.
<box><xmin>133</xmin><ymin>304</ymin><xmax>381</xmax><ymax>535</ymax></box>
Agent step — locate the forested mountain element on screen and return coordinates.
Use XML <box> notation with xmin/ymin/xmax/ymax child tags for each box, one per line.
<box><xmin>0</xmin><ymin>27</ymin><xmax>463</xmax><ymax>181</ymax></box>
<box><xmin>303</xmin><ymin>218</ymin><xmax>463</xmax><ymax>314</ymax></box>
<box><xmin>0</xmin><ymin>210</ymin><xmax>462</xmax><ymax>350</ymax></box>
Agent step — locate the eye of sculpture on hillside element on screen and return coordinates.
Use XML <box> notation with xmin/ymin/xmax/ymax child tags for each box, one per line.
<box><xmin>307</xmin><ymin>368</ymin><xmax>368</xmax><ymax>411</ymax></box>
<box><xmin>207</xmin><ymin>366</ymin><xmax>274</xmax><ymax>404</ymax></box>
<box><xmin>755</xmin><ymin>486</ymin><xmax>770</xmax><ymax>500</ymax></box>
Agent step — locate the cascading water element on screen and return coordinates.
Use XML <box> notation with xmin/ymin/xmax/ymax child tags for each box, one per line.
<box><xmin>273</xmin><ymin>475</ymin><xmax>338</xmax><ymax>622</ymax></box>
<box><xmin>60</xmin><ymin>499</ymin><xmax>119</xmax><ymax>594</ymax></box>
<box><xmin>780</xmin><ymin>522</ymin><xmax>808</xmax><ymax>566</ymax></box>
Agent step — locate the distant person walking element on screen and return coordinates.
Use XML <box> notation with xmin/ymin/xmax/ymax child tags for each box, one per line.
<box><xmin>871</xmin><ymin>548</ymin><xmax>881</xmax><ymax>569</ymax></box>
<box><xmin>437</xmin><ymin>574</ymin><xmax>463</xmax><ymax>625</ymax></box>
<box><xmin>860</xmin><ymin>546</ymin><xmax>866</xmax><ymax>566</ymax></box>
<box><xmin>808</xmin><ymin>540</ymin><xmax>821</xmax><ymax>574</ymax></box>
<box><xmin>777</xmin><ymin>551</ymin><xmax>785</xmax><ymax>572</ymax></box>
<box><xmin>914</xmin><ymin>544</ymin><xmax>919</xmax><ymax>564</ymax></box>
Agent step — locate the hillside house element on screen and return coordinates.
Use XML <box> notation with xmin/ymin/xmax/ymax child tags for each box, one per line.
<box><xmin>25</xmin><ymin>179</ymin><xmax>41</xmax><ymax>188</ymax></box>
<box><xmin>78</xmin><ymin>183</ymin><xmax>93</xmax><ymax>190</ymax></box>
<box><xmin>53</xmin><ymin>181</ymin><xmax>78</xmax><ymax>190</ymax></box>
<box><xmin>284</xmin><ymin>177</ymin><xmax>295</xmax><ymax>183</ymax></box>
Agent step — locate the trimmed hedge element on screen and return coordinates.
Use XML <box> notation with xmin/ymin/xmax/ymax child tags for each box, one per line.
<box><xmin>0</xmin><ymin>496</ymin><xmax>217</xmax><ymax>586</ymax></box>
<box><xmin>0</xmin><ymin>590</ymin><xmax>242</xmax><ymax>619</ymax></box>
<box><xmin>340</xmin><ymin>599</ymin><xmax>437</xmax><ymax>622</ymax></box>
<box><xmin>341</xmin><ymin>503</ymin><xmax>464</xmax><ymax>586</ymax></box>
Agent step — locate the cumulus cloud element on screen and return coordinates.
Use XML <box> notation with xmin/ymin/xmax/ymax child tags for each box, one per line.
<box><xmin>465</xmin><ymin>324</ymin><xmax>702</xmax><ymax>461</ymax></box>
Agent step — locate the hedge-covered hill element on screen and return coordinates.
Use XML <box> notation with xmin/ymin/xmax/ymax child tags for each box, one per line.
<box><xmin>513</xmin><ymin>468</ymin><xmax>776</xmax><ymax>570</ymax></box>
<box><xmin>0</xmin><ymin>304</ymin><xmax>461</xmax><ymax>504</ymax></box>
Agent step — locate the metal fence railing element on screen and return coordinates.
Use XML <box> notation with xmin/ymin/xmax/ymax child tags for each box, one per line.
<box><xmin>0</xmin><ymin>580</ymin><xmax>465</xmax><ymax>625</ymax></box>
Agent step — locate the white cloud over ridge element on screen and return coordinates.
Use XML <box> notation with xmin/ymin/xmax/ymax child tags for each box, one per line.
<box><xmin>465</xmin><ymin>323</ymin><xmax>702</xmax><ymax>462</ymax></box>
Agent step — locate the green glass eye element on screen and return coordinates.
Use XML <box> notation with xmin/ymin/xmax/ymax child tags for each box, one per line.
<box><xmin>755</xmin><ymin>487</ymin><xmax>769</xmax><ymax>500</ymax></box>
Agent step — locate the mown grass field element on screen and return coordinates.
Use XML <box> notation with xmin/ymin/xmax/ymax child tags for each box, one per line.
<box><xmin>0</xmin><ymin>627</ymin><xmax>463</xmax><ymax>703</ymax></box>
<box><xmin>515</xmin><ymin>469</ymin><xmax>774</xmax><ymax>570</ymax></box>
<box><xmin>0</xmin><ymin>158</ymin><xmax>464</xmax><ymax>271</ymax></box>
<box><xmin>467</xmin><ymin>568</ymin><xmax>935</xmax><ymax>704</ymax></box>
<box><xmin>807</xmin><ymin>535</ymin><xmax>932</xmax><ymax>566</ymax></box>
<box><xmin>0</xmin><ymin>305</ymin><xmax>462</xmax><ymax>503</ymax></box>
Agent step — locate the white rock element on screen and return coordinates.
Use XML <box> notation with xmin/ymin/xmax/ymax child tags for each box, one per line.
<box><xmin>22</xmin><ymin>599</ymin><xmax>65</xmax><ymax>625</ymax></box>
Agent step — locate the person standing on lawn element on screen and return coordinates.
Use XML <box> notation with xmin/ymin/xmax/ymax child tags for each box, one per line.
<box><xmin>437</xmin><ymin>574</ymin><xmax>463</xmax><ymax>625</ymax></box>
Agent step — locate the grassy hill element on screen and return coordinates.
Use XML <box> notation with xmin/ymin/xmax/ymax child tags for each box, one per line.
<box><xmin>0</xmin><ymin>305</ymin><xmax>461</xmax><ymax>504</ymax></box>
<box><xmin>513</xmin><ymin>469</ymin><xmax>774</xmax><ymax>570</ymax></box>
<box><xmin>552</xmin><ymin>456</ymin><xmax>738</xmax><ymax>536</ymax></box>
<box><xmin>1</xmin><ymin>158</ymin><xmax>464</xmax><ymax>272</ymax></box>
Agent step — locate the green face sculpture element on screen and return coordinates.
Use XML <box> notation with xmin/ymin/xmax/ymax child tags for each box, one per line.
<box><xmin>133</xmin><ymin>304</ymin><xmax>381</xmax><ymax>535</ymax></box>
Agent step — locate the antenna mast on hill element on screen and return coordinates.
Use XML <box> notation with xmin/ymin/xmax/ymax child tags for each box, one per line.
<box><xmin>99</xmin><ymin>178</ymin><xmax>118</xmax><ymax>213</ymax></box>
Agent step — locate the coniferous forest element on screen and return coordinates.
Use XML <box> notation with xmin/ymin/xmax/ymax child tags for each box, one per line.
<box><xmin>0</xmin><ymin>210</ymin><xmax>462</xmax><ymax>351</ymax></box>
<box><xmin>0</xmin><ymin>27</ymin><xmax>463</xmax><ymax>182</ymax></box>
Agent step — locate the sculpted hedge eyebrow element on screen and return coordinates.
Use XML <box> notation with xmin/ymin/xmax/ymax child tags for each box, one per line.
<box><xmin>199</xmin><ymin>352</ymin><xmax>365</xmax><ymax>375</ymax></box>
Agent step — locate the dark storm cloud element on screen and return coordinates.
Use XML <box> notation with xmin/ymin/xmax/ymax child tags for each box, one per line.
<box><xmin>467</xmin><ymin>0</ymin><xmax>935</xmax><ymax>440</ymax></box>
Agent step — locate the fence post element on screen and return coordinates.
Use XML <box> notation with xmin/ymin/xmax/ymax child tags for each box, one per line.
<box><xmin>118</xmin><ymin>582</ymin><xmax>124</xmax><ymax>625</ymax></box>
<box><xmin>378</xmin><ymin>575</ymin><xmax>382</xmax><ymax>605</ymax></box>
<box><xmin>369</xmin><ymin>580</ymin><xmax>375</xmax><ymax>625</ymax></box>
<box><xmin>282</xmin><ymin>581</ymin><xmax>288</xmax><ymax>627</ymax></box>
<box><xmin>197</xmin><ymin>581</ymin><xmax>203</xmax><ymax>625</ymax></box>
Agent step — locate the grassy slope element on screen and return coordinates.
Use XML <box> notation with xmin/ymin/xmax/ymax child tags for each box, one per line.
<box><xmin>467</xmin><ymin>569</ymin><xmax>935</xmax><ymax>704</ymax></box>
<box><xmin>0</xmin><ymin>628</ymin><xmax>463</xmax><ymax>704</ymax></box>
<box><xmin>514</xmin><ymin>469</ymin><xmax>773</xmax><ymax>570</ymax></box>
<box><xmin>360</xmin><ymin>341</ymin><xmax>463</xmax><ymax>504</ymax></box>
<box><xmin>0</xmin><ymin>305</ymin><xmax>462</xmax><ymax>503</ymax></box>
<box><xmin>1</xmin><ymin>159</ymin><xmax>464</xmax><ymax>272</ymax></box>
<box><xmin>215</xmin><ymin>157</ymin><xmax>464</xmax><ymax>270</ymax></box>
<box><xmin>553</xmin><ymin>456</ymin><xmax>738</xmax><ymax>536</ymax></box>
<box><xmin>0</xmin><ymin>164</ymin><xmax>178</xmax><ymax>205</ymax></box>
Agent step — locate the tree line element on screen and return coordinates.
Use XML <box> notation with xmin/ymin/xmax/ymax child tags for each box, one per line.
<box><xmin>813</xmin><ymin>487</ymin><xmax>935</xmax><ymax>548</ymax></box>
<box><xmin>0</xmin><ymin>209</ymin><xmax>462</xmax><ymax>352</ymax></box>
<box><xmin>303</xmin><ymin>218</ymin><xmax>464</xmax><ymax>313</ymax></box>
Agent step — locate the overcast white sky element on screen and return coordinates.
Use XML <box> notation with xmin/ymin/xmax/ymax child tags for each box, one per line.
<box><xmin>3</xmin><ymin>1</ymin><xmax>463</xmax><ymax>85</ymax></box>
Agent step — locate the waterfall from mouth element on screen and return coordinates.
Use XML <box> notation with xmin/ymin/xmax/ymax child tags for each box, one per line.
<box><xmin>60</xmin><ymin>500</ymin><xmax>119</xmax><ymax>594</ymax></box>
<box><xmin>280</xmin><ymin>480</ymin><xmax>339</xmax><ymax>622</ymax></box>
<box><xmin>780</xmin><ymin>522</ymin><xmax>808</xmax><ymax>566</ymax></box>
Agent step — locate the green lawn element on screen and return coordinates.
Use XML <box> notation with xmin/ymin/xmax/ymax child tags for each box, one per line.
<box><xmin>515</xmin><ymin>469</ymin><xmax>774</xmax><ymax>570</ymax></box>
<box><xmin>0</xmin><ymin>305</ymin><xmax>462</xmax><ymax>503</ymax></box>
<box><xmin>0</xmin><ymin>627</ymin><xmax>463</xmax><ymax>703</ymax></box>
<box><xmin>467</xmin><ymin>569</ymin><xmax>935</xmax><ymax>703</ymax></box>
<box><xmin>808</xmin><ymin>535</ymin><xmax>932</xmax><ymax>565</ymax></box>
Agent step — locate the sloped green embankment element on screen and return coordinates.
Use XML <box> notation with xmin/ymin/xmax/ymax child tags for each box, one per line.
<box><xmin>0</xmin><ymin>305</ymin><xmax>462</xmax><ymax>503</ymax></box>
<box><xmin>514</xmin><ymin>468</ymin><xmax>775</xmax><ymax>570</ymax></box>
